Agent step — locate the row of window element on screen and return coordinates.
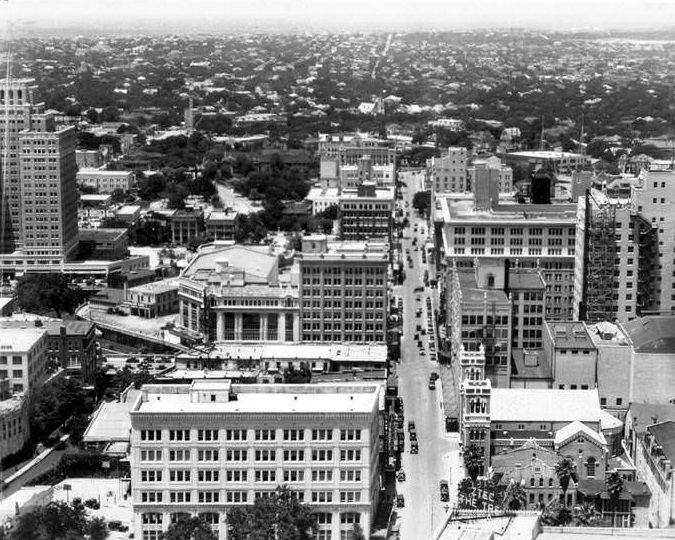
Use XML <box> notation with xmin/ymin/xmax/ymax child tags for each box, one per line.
<box><xmin>140</xmin><ymin>468</ymin><xmax>363</xmax><ymax>484</ymax></box>
<box><xmin>140</xmin><ymin>490</ymin><xmax>363</xmax><ymax>504</ymax></box>
<box><xmin>142</xmin><ymin>428</ymin><xmax>362</xmax><ymax>443</ymax></box>
<box><xmin>140</xmin><ymin>449</ymin><xmax>363</xmax><ymax>463</ymax></box>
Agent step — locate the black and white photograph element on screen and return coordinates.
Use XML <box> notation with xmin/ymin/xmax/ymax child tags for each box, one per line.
<box><xmin>0</xmin><ymin>1</ymin><xmax>675</xmax><ymax>539</ymax></box>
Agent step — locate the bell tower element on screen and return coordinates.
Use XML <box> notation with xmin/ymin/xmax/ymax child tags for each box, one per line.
<box><xmin>459</xmin><ymin>345</ymin><xmax>491</xmax><ymax>477</ymax></box>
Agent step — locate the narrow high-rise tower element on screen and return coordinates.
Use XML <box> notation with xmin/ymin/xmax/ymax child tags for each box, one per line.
<box><xmin>0</xmin><ymin>78</ymin><xmax>79</xmax><ymax>264</ymax></box>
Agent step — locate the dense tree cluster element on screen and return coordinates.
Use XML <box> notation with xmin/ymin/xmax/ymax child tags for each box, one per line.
<box><xmin>9</xmin><ymin>500</ymin><xmax>108</xmax><ymax>540</ymax></box>
<box><xmin>16</xmin><ymin>273</ymin><xmax>86</xmax><ymax>318</ymax></box>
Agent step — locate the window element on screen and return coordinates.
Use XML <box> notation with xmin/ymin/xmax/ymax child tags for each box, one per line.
<box><xmin>340</xmin><ymin>449</ymin><xmax>361</xmax><ymax>462</ymax></box>
<box><xmin>226</xmin><ymin>470</ymin><xmax>247</xmax><ymax>482</ymax></box>
<box><xmin>587</xmin><ymin>457</ymin><xmax>596</xmax><ymax>478</ymax></box>
<box><xmin>169</xmin><ymin>491</ymin><xmax>191</xmax><ymax>503</ymax></box>
<box><xmin>169</xmin><ymin>429</ymin><xmax>190</xmax><ymax>441</ymax></box>
<box><xmin>616</xmin><ymin>398</ymin><xmax>623</xmax><ymax>406</ymax></box>
<box><xmin>140</xmin><ymin>450</ymin><xmax>162</xmax><ymax>462</ymax></box>
<box><xmin>141</xmin><ymin>491</ymin><xmax>163</xmax><ymax>503</ymax></box>
<box><xmin>312</xmin><ymin>449</ymin><xmax>332</xmax><ymax>461</ymax></box>
<box><xmin>283</xmin><ymin>429</ymin><xmax>305</xmax><ymax>441</ymax></box>
<box><xmin>169</xmin><ymin>450</ymin><xmax>190</xmax><ymax>462</ymax></box>
<box><xmin>198</xmin><ymin>429</ymin><xmax>219</xmax><ymax>441</ymax></box>
<box><xmin>198</xmin><ymin>449</ymin><xmax>219</xmax><ymax>462</ymax></box>
<box><xmin>141</xmin><ymin>430</ymin><xmax>162</xmax><ymax>441</ymax></box>
<box><xmin>226</xmin><ymin>449</ymin><xmax>247</xmax><ymax>461</ymax></box>
<box><xmin>255</xmin><ymin>429</ymin><xmax>276</xmax><ymax>441</ymax></box>
<box><xmin>169</xmin><ymin>470</ymin><xmax>190</xmax><ymax>482</ymax></box>
<box><xmin>312</xmin><ymin>470</ymin><xmax>333</xmax><ymax>482</ymax></box>
<box><xmin>255</xmin><ymin>449</ymin><xmax>276</xmax><ymax>462</ymax></box>
<box><xmin>284</xmin><ymin>470</ymin><xmax>305</xmax><ymax>482</ymax></box>
<box><xmin>226</xmin><ymin>429</ymin><xmax>247</xmax><ymax>441</ymax></box>
<box><xmin>311</xmin><ymin>491</ymin><xmax>333</xmax><ymax>503</ymax></box>
<box><xmin>198</xmin><ymin>491</ymin><xmax>220</xmax><ymax>503</ymax></box>
<box><xmin>340</xmin><ymin>429</ymin><xmax>361</xmax><ymax>441</ymax></box>
<box><xmin>312</xmin><ymin>429</ymin><xmax>333</xmax><ymax>441</ymax></box>
<box><xmin>226</xmin><ymin>491</ymin><xmax>248</xmax><ymax>504</ymax></box>
<box><xmin>340</xmin><ymin>491</ymin><xmax>361</xmax><ymax>503</ymax></box>
<box><xmin>198</xmin><ymin>470</ymin><xmax>219</xmax><ymax>482</ymax></box>
<box><xmin>283</xmin><ymin>450</ymin><xmax>305</xmax><ymax>462</ymax></box>
<box><xmin>255</xmin><ymin>470</ymin><xmax>276</xmax><ymax>482</ymax></box>
<box><xmin>141</xmin><ymin>470</ymin><xmax>162</xmax><ymax>483</ymax></box>
<box><xmin>340</xmin><ymin>470</ymin><xmax>362</xmax><ymax>482</ymax></box>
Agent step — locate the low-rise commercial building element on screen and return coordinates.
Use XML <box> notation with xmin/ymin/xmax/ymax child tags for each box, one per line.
<box><xmin>205</xmin><ymin>211</ymin><xmax>237</xmax><ymax>241</ymax></box>
<box><xmin>77</xmin><ymin>169</ymin><xmax>134</xmax><ymax>194</ymax></box>
<box><xmin>127</xmin><ymin>279</ymin><xmax>179</xmax><ymax>319</ymax></box>
<box><xmin>131</xmin><ymin>381</ymin><xmax>381</xmax><ymax>540</ymax></box>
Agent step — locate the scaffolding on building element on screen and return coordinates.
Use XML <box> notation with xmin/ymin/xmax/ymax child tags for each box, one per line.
<box><xmin>580</xmin><ymin>190</ymin><xmax>618</xmax><ymax>322</ymax></box>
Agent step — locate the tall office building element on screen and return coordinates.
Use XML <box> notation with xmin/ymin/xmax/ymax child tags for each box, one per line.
<box><xmin>0</xmin><ymin>78</ymin><xmax>79</xmax><ymax>264</ymax></box>
<box><xmin>299</xmin><ymin>235</ymin><xmax>389</xmax><ymax>343</ymax></box>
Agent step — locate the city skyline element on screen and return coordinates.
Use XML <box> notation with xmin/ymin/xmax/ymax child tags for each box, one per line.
<box><xmin>2</xmin><ymin>0</ymin><xmax>675</xmax><ymax>35</ymax></box>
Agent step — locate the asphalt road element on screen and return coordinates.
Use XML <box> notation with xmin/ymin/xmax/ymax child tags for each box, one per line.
<box><xmin>394</xmin><ymin>171</ymin><xmax>462</xmax><ymax>540</ymax></box>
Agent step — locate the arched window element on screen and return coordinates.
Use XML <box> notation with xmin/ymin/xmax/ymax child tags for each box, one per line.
<box><xmin>530</xmin><ymin>477</ymin><xmax>535</xmax><ymax>487</ymax></box>
<box><xmin>586</xmin><ymin>457</ymin><xmax>596</xmax><ymax>478</ymax></box>
<box><xmin>539</xmin><ymin>477</ymin><xmax>544</xmax><ymax>487</ymax></box>
<box><xmin>548</xmin><ymin>478</ymin><xmax>554</xmax><ymax>487</ymax></box>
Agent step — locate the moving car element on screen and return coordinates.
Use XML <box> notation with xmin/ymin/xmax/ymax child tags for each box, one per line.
<box><xmin>428</xmin><ymin>380</ymin><xmax>435</xmax><ymax>389</ymax></box>
<box><xmin>430</xmin><ymin>372</ymin><xmax>439</xmax><ymax>381</ymax></box>
<box><xmin>408</xmin><ymin>421</ymin><xmax>415</xmax><ymax>431</ymax></box>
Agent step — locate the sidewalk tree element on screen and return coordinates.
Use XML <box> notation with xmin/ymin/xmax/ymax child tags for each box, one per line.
<box><xmin>503</xmin><ymin>479</ymin><xmax>527</xmax><ymax>510</ymax></box>
<box><xmin>163</xmin><ymin>516</ymin><xmax>216</xmax><ymax>540</ymax></box>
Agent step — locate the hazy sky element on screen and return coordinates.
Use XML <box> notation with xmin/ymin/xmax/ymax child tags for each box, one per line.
<box><xmin>2</xmin><ymin>0</ymin><xmax>675</xmax><ymax>33</ymax></box>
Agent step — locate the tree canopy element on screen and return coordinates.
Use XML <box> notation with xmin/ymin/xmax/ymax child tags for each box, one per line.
<box><xmin>463</xmin><ymin>444</ymin><xmax>484</xmax><ymax>484</ymax></box>
<box><xmin>163</xmin><ymin>516</ymin><xmax>217</xmax><ymax>540</ymax></box>
<box><xmin>412</xmin><ymin>190</ymin><xmax>431</xmax><ymax>216</ymax></box>
<box><xmin>9</xmin><ymin>499</ymin><xmax>108</xmax><ymax>540</ymax></box>
<box><xmin>227</xmin><ymin>486</ymin><xmax>316</xmax><ymax>540</ymax></box>
<box><xmin>16</xmin><ymin>273</ymin><xmax>85</xmax><ymax>318</ymax></box>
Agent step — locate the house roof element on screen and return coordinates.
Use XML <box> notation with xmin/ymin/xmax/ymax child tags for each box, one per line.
<box><xmin>491</xmin><ymin>388</ymin><xmax>601</xmax><ymax>424</ymax></box>
<box><xmin>554</xmin><ymin>420</ymin><xmax>607</xmax><ymax>448</ymax></box>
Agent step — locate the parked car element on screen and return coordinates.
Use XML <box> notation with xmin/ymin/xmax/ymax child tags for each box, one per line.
<box><xmin>440</xmin><ymin>480</ymin><xmax>449</xmax><ymax>502</ymax></box>
<box><xmin>410</xmin><ymin>442</ymin><xmax>419</xmax><ymax>454</ymax></box>
<box><xmin>410</xmin><ymin>431</ymin><xmax>417</xmax><ymax>442</ymax></box>
<box><xmin>396</xmin><ymin>494</ymin><xmax>405</xmax><ymax>508</ymax></box>
<box><xmin>428</xmin><ymin>380</ymin><xmax>436</xmax><ymax>390</ymax></box>
<box><xmin>397</xmin><ymin>469</ymin><xmax>406</xmax><ymax>482</ymax></box>
<box><xmin>408</xmin><ymin>421</ymin><xmax>415</xmax><ymax>431</ymax></box>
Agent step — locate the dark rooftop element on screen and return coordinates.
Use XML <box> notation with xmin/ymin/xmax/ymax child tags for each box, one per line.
<box><xmin>511</xmin><ymin>349</ymin><xmax>551</xmax><ymax>380</ymax></box>
<box><xmin>629</xmin><ymin>403</ymin><xmax>675</xmax><ymax>435</ymax></box>
<box><xmin>623</xmin><ymin>316</ymin><xmax>675</xmax><ymax>354</ymax></box>
<box><xmin>647</xmin><ymin>421</ymin><xmax>675</xmax><ymax>464</ymax></box>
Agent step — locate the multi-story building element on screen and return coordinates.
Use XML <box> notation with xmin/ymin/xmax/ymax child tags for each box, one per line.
<box><xmin>502</xmin><ymin>151</ymin><xmax>593</xmax><ymax>175</ymax></box>
<box><xmin>0</xmin><ymin>78</ymin><xmax>85</xmax><ymax>272</ymax></box>
<box><xmin>573</xmin><ymin>190</ymin><xmax>656</xmax><ymax>324</ymax></box>
<box><xmin>306</xmin><ymin>187</ymin><xmax>340</xmax><ymax>215</ymax></box>
<box><xmin>298</xmin><ymin>235</ymin><xmax>388</xmax><ymax>344</ymax></box>
<box><xmin>127</xmin><ymin>279</ymin><xmax>179</xmax><ymax>319</ymax></box>
<box><xmin>205</xmin><ymin>211</ymin><xmax>237</xmax><ymax>241</ymax></box>
<box><xmin>176</xmin><ymin>245</ymin><xmax>300</xmax><ymax>343</ymax></box>
<box><xmin>319</xmin><ymin>133</ymin><xmax>396</xmax><ymax>189</ymax></box>
<box><xmin>435</xmin><ymin>178</ymin><xmax>577</xmax><ymax>320</ymax></box>
<box><xmin>428</xmin><ymin>147</ymin><xmax>468</xmax><ymax>194</ymax></box>
<box><xmin>338</xmin><ymin>183</ymin><xmax>394</xmax><ymax>242</ymax></box>
<box><xmin>632</xmin><ymin>170</ymin><xmax>675</xmax><ymax>316</ymax></box>
<box><xmin>76</xmin><ymin>169</ymin><xmax>134</xmax><ymax>194</ymax></box>
<box><xmin>444</xmin><ymin>265</ymin><xmax>512</xmax><ymax>386</ymax></box>
<box><xmin>130</xmin><ymin>381</ymin><xmax>381</xmax><ymax>540</ymax></box>
<box><xmin>0</xmin><ymin>328</ymin><xmax>48</xmax><ymax>395</ymax></box>
<box><xmin>467</xmin><ymin>157</ymin><xmax>513</xmax><ymax>194</ymax></box>
<box><xmin>169</xmin><ymin>209</ymin><xmax>204</xmax><ymax>246</ymax></box>
<box><xmin>509</xmin><ymin>269</ymin><xmax>546</xmax><ymax>350</ymax></box>
<box><xmin>543</xmin><ymin>321</ymin><xmax>598</xmax><ymax>391</ymax></box>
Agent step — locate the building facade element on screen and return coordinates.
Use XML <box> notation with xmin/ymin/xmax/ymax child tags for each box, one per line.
<box><xmin>130</xmin><ymin>381</ymin><xmax>381</xmax><ymax>540</ymax></box>
<box><xmin>298</xmin><ymin>236</ymin><xmax>388</xmax><ymax>344</ymax></box>
<box><xmin>338</xmin><ymin>183</ymin><xmax>394</xmax><ymax>242</ymax></box>
<box><xmin>76</xmin><ymin>170</ymin><xmax>134</xmax><ymax>194</ymax></box>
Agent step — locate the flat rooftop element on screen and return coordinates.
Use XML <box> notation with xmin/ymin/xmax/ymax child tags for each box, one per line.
<box><xmin>546</xmin><ymin>321</ymin><xmax>594</xmax><ymax>349</ymax></box>
<box><xmin>133</xmin><ymin>382</ymin><xmax>380</xmax><ymax>415</ymax></box>
<box><xmin>177</xmin><ymin>343</ymin><xmax>388</xmax><ymax>364</ymax></box>
<box><xmin>128</xmin><ymin>278</ymin><xmax>178</xmax><ymax>295</ymax></box>
<box><xmin>491</xmin><ymin>388</ymin><xmax>602</xmax><ymax>424</ymax></box>
<box><xmin>440</xmin><ymin>197</ymin><xmax>577</xmax><ymax>223</ymax></box>
<box><xmin>0</xmin><ymin>328</ymin><xmax>46</xmax><ymax>351</ymax></box>
<box><xmin>623</xmin><ymin>316</ymin><xmax>675</xmax><ymax>354</ymax></box>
